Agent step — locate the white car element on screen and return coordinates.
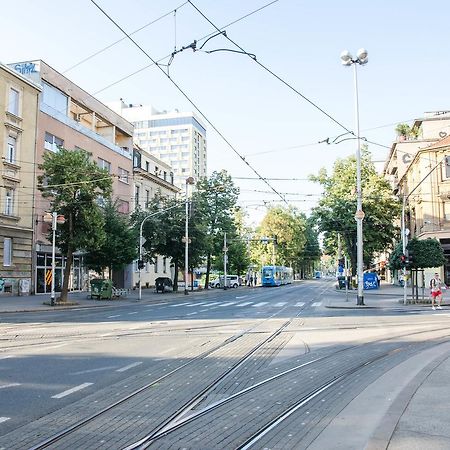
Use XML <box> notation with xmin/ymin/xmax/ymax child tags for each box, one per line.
<box><xmin>209</xmin><ymin>275</ymin><xmax>240</xmax><ymax>289</ymax></box>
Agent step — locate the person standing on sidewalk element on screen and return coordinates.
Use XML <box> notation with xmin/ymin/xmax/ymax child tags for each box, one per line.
<box><xmin>430</xmin><ymin>273</ymin><xmax>445</xmax><ymax>310</ymax></box>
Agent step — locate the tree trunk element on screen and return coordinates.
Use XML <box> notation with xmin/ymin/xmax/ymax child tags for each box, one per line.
<box><xmin>190</xmin><ymin>267</ymin><xmax>194</xmax><ymax>292</ymax></box>
<box><xmin>205</xmin><ymin>253</ymin><xmax>212</xmax><ymax>290</ymax></box>
<box><xmin>173</xmin><ymin>260</ymin><xmax>179</xmax><ymax>292</ymax></box>
<box><xmin>60</xmin><ymin>246</ymin><xmax>73</xmax><ymax>302</ymax></box>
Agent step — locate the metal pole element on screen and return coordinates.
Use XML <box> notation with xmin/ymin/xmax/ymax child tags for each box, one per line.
<box><xmin>353</xmin><ymin>62</ymin><xmax>365</xmax><ymax>306</ymax></box>
<box><xmin>138</xmin><ymin>224</ymin><xmax>143</xmax><ymax>301</ymax></box>
<box><xmin>223</xmin><ymin>232</ymin><xmax>227</xmax><ymax>290</ymax></box>
<box><xmin>402</xmin><ymin>194</ymin><xmax>408</xmax><ymax>305</ymax></box>
<box><xmin>50</xmin><ymin>212</ymin><xmax>57</xmax><ymax>306</ymax></box>
<box><xmin>184</xmin><ymin>181</ymin><xmax>189</xmax><ymax>295</ymax></box>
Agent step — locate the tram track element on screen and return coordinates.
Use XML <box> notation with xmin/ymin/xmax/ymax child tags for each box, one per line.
<box><xmin>122</xmin><ymin>325</ymin><xmax>450</xmax><ymax>449</ymax></box>
<box><xmin>25</xmin><ymin>309</ymin><xmax>303</xmax><ymax>450</ymax></box>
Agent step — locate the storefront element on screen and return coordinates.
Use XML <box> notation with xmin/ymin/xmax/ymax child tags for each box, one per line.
<box><xmin>35</xmin><ymin>252</ymin><xmax>86</xmax><ymax>294</ymax></box>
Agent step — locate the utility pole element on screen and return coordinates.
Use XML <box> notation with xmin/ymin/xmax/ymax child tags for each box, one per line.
<box><xmin>223</xmin><ymin>232</ymin><xmax>228</xmax><ymax>290</ymax></box>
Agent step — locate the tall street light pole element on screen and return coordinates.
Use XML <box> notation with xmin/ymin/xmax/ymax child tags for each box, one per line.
<box><xmin>184</xmin><ymin>177</ymin><xmax>195</xmax><ymax>295</ymax></box>
<box><xmin>341</xmin><ymin>48</ymin><xmax>368</xmax><ymax>306</ymax></box>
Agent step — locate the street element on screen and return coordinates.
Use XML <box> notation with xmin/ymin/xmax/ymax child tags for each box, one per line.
<box><xmin>1</xmin><ymin>280</ymin><xmax>450</xmax><ymax>449</ymax></box>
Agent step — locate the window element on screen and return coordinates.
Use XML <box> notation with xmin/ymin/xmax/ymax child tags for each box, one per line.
<box><xmin>135</xmin><ymin>185</ymin><xmax>140</xmax><ymax>208</ymax></box>
<box><xmin>118</xmin><ymin>167</ymin><xmax>129</xmax><ymax>183</ymax></box>
<box><xmin>163</xmin><ymin>257</ymin><xmax>167</xmax><ymax>273</ymax></box>
<box><xmin>98</xmin><ymin>158</ymin><xmax>111</xmax><ymax>173</ymax></box>
<box><xmin>44</xmin><ymin>132</ymin><xmax>63</xmax><ymax>152</ymax></box>
<box><xmin>6</xmin><ymin>136</ymin><xmax>16</xmax><ymax>163</ymax></box>
<box><xmin>4</xmin><ymin>188</ymin><xmax>14</xmax><ymax>215</ymax></box>
<box><xmin>445</xmin><ymin>156</ymin><xmax>450</xmax><ymax>179</ymax></box>
<box><xmin>163</xmin><ymin>171</ymin><xmax>167</xmax><ymax>181</ymax></box>
<box><xmin>145</xmin><ymin>161</ymin><xmax>150</xmax><ymax>172</ymax></box>
<box><xmin>42</xmin><ymin>82</ymin><xmax>68</xmax><ymax>115</ymax></box>
<box><xmin>146</xmin><ymin>189</ymin><xmax>150</xmax><ymax>206</ymax></box>
<box><xmin>8</xmin><ymin>88</ymin><xmax>19</xmax><ymax>115</ymax></box>
<box><xmin>3</xmin><ymin>238</ymin><xmax>12</xmax><ymax>266</ymax></box>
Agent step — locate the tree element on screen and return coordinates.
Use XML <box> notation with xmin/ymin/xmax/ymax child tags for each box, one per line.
<box><xmin>84</xmin><ymin>200</ymin><xmax>137</xmax><ymax>278</ymax></box>
<box><xmin>38</xmin><ymin>147</ymin><xmax>112</xmax><ymax>301</ymax></box>
<box><xmin>193</xmin><ymin>171</ymin><xmax>240</xmax><ymax>288</ymax></box>
<box><xmin>311</xmin><ymin>148</ymin><xmax>401</xmax><ymax>276</ymax></box>
<box><xmin>297</xmin><ymin>217</ymin><xmax>321</xmax><ymax>278</ymax></box>
<box><xmin>252</xmin><ymin>207</ymin><xmax>307</xmax><ymax>269</ymax></box>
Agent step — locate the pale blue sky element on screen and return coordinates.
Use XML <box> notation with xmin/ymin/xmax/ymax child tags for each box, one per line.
<box><xmin>3</xmin><ymin>0</ymin><xmax>450</xmax><ymax>223</ymax></box>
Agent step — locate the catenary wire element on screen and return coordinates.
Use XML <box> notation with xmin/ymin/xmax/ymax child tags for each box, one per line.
<box><xmin>89</xmin><ymin>0</ymin><xmax>288</xmax><ymax>206</ymax></box>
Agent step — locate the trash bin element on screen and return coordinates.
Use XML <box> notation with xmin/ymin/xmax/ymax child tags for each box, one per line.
<box><xmin>337</xmin><ymin>276</ymin><xmax>346</xmax><ymax>289</ymax></box>
<box><xmin>90</xmin><ymin>279</ymin><xmax>113</xmax><ymax>299</ymax></box>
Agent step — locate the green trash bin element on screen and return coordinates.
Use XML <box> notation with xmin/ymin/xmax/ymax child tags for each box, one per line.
<box><xmin>90</xmin><ymin>279</ymin><xmax>113</xmax><ymax>300</ymax></box>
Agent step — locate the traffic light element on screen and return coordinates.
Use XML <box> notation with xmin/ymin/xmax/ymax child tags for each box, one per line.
<box><xmin>137</xmin><ymin>259</ymin><xmax>145</xmax><ymax>270</ymax></box>
<box><xmin>400</xmin><ymin>254</ymin><xmax>406</xmax><ymax>268</ymax></box>
<box><xmin>407</xmin><ymin>250</ymin><xmax>414</xmax><ymax>267</ymax></box>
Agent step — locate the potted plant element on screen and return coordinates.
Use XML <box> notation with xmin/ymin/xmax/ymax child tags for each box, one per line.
<box><xmin>395</xmin><ymin>123</ymin><xmax>411</xmax><ymax>141</ymax></box>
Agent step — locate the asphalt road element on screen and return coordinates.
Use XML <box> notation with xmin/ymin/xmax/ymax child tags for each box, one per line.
<box><xmin>1</xmin><ymin>279</ymin><xmax>449</xmax><ymax>448</ymax></box>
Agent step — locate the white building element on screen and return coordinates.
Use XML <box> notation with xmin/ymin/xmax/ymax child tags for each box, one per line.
<box><xmin>109</xmin><ymin>101</ymin><xmax>207</xmax><ymax>188</ymax></box>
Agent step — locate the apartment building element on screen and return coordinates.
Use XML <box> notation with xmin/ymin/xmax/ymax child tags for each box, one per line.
<box><xmin>384</xmin><ymin>111</ymin><xmax>450</xmax><ymax>284</ymax></box>
<box><xmin>130</xmin><ymin>144</ymin><xmax>180</xmax><ymax>289</ymax></box>
<box><xmin>0</xmin><ymin>63</ymin><xmax>40</xmax><ymax>296</ymax></box>
<box><xmin>9</xmin><ymin>60</ymin><xmax>134</xmax><ymax>294</ymax></box>
<box><xmin>109</xmin><ymin>101</ymin><xmax>207</xmax><ymax>189</ymax></box>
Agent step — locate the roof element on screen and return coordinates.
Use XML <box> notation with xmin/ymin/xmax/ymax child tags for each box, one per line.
<box><xmin>425</xmin><ymin>135</ymin><xmax>450</xmax><ymax>150</ymax></box>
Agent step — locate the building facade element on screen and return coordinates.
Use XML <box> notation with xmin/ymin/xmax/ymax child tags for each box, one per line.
<box><xmin>9</xmin><ymin>60</ymin><xmax>134</xmax><ymax>294</ymax></box>
<box><xmin>0</xmin><ymin>63</ymin><xmax>40</xmax><ymax>296</ymax></box>
<box><xmin>384</xmin><ymin>111</ymin><xmax>450</xmax><ymax>286</ymax></box>
<box><xmin>109</xmin><ymin>101</ymin><xmax>207</xmax><ymax>188</ymax></box>
<box><xmin>129</xmin><ymin>145</ymin><xmax>180</xmax><ymax>289</ymax></box>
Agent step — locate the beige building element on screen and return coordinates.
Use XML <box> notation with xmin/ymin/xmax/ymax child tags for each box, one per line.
<box><xmin>384</xmin><ymin>111</ymin><xmax>450</xmax><ymax>285</ymax></box>
<box><xmin>108</xmin><ymin>101</ymin><xmax>207</xmax><ymax>189</ymax></box>
<box><xmin>9</xmin><ymin>60</ymin><xmax>134</xmax><ymax>293</ymax></box>
<box><xmin>129</xmin><ymin>145</ymin><xmax>180</xmax><ymax>289</ymax></box>
<box><xmin>0</xmin><ymin>63</ymin><xmax>40</xmax><ymax>295</ymax></box>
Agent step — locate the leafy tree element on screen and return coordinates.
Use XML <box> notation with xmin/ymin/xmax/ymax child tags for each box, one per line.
<box><xmin>311</xmin><ymin>148</ymin><xmax>401</xmax><ymax>275</ymax></box>
<box><xmin>84</xmin><ymin>200</ymin><xmax>137</xmax><ymax>278</ymax></box>
<box><xmin>297</xmin><ymin>217</ymin><xmax>321</xmax><ymax>278</ymax></box>
<box><xmin>38</xmin><ymin>147</ymin><xmax>112</xmax><ymax>301</ymax></box>
<box><xmin>252</xmin><ymin>207</ymin><xmax>306</xmax><ymax>269</ymax></box>
<box><xmin>193</xmin><ymin>170</ymin><xmax>240</xmax><ymax>288</ymax></box>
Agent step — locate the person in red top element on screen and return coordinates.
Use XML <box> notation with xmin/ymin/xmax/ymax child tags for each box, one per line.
<box><xmin>430</xmin><ymin>273</ymin><xmax>445</xmax><ymax>310</ymax></box>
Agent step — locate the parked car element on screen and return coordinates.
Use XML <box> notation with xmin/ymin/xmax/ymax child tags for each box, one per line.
<box><xmin>209</xmin><ymin>275</ymin><xmax>241</xmax><ymax>289</ymax></box>
<box><xmin>155</xmin><ymin>277</ymin><xmax>173</xmax><ymax>293</ymax></box>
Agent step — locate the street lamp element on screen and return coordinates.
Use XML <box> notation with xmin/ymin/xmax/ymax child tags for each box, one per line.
<box><xmin>341</xmin><ymin>48</ymin><xmax>368</xmax><ymax>306</ymax></box>
<box><xmin>184</xmin><ymin>177</ymin><xmax>195</xmax><ymax>295</ymax></box>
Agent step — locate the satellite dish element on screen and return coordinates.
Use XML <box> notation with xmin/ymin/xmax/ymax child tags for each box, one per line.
<box><xmin>439</xmin><ymin>131</ymin><xmax>448</xmax><ymax>138</ymax></box>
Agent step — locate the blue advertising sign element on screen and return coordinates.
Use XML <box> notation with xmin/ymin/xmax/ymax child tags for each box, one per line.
<box><xmin>363</xmin><ymin>272</ymin><xmax>379</xmax><ymax>290</ymax></box>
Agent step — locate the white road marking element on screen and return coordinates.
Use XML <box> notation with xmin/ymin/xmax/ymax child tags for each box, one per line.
<box><xmin>185</xmin><ymin>302</ymin><xmax>207</xmax><ymax>307</ymax></box>
<box><xmin>186</xmin><ymin>312</ymin><xmax>198</xmax><ymax>316</ymax></box>
<box><xmin>128</xmin><ymin>312</ymin><xmax>138</xmax><ymax>315</ymax></box>
<box><xmin>236</xmin><ymin>302</ymin><xmax>253</xmax><ymax>307</ymax></box>
<box><xmin>169</xmin><ymin>302</ymin><xmax>191</xmax><ymax>307</ymax></box>
<box><xmin>107</xmin><ymin>315</ymin><xmax>121</xmax><ymax>318</ymax></box>
<box><xmin>52</xmin><ymin>383</ymin><xmax>93</xmax><ymax>399</ymax></box>
<box><xmin>0</xmin><ymin>417</ymin><xmax>10</xmax><ymax>424</ymax></box>
<box><xmin>205</xmin><ymin>302</ymin><xmax>221</xmax><ymax>306</ymax></box>
<box><xmin>116</xmin><ymin>362</ymin><xmax>143</xmax><ymax>373</ymax></box>
<box><xmin>253</xmin><ymin>302</ymin><xmax>268</xmax><ymax>307</ymax></box>
<box><xmin>70</xmin><ymin>366</ymin><xmax>117</xmax><ymax>375</ymax></box>
<box><xmin>312</xmin><ymin>302</ymin><xmax>322</xmax><ymax>307</ymax></box>
<box><xmin>218</xmin><ymin>302</ymin><xmax>236</xmax><ymax>307</ymax></box>
<box><xmin>199</xmin><ymin>309</ymin><xmax>209</xmax><ymax>312</ymax></box>
<box><xmin>236</xmin><ymin>295</ymin><xmax>248</xmax><ymax>299</ymax></box>
<box><xmin>295</xmin><ymin>302</ymin><xmax>305</xmax><ymax>307</ymax></box>
<box><xmin>0</xmin><ymin>383</ymin><xmax>20</xmax><ymax>389</ymax></box>
<box><xmin>0</xmin><ymin>355</ymin><xmax>16</xmax><ymax>360</ymax></box>
<box><xmin>274</xmin><ymin>302</ymin><xmax>287</xmax><ymax>307</ymax></box>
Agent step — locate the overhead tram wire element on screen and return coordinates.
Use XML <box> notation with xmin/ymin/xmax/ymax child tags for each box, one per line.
<box><xmin>91</xmin><ymin>0</ymin><xmax>281</xmax><ymax>96</ymax></box>
<box><xmin>187</xmin><ymin>0</ymin><xmax>352</xmax><ymax>134</ymax></box>
<box><xmin>89</xmin><ymin>0</ymin><xmax>288</xmax><ymax>206</ymax></box>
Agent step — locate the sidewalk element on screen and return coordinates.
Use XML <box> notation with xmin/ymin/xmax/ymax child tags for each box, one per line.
<box><xmin>326</xmin><ymin>282</ymin><xmax>449</xmax><ymax>309</ymax></box>
<box><xmin>0</xmin><ymin>287</ymin><xmax>212</xmax><ymax>314</ymax></box>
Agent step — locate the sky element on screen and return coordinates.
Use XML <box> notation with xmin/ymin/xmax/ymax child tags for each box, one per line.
<box><xmin>3</xmin><ymin>0</ymin><xmax>450</xmax><ymax>225</ymax></box>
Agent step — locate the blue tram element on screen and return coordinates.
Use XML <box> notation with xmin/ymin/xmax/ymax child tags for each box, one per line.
<box><xmin>261</xmin><ymin>266</ymin><xmax>293</xmax><ymax>286</ymax></box>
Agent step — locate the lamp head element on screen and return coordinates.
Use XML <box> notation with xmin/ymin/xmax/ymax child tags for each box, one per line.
<box><xmin>186</xmin><ymin>176</ymin><xmax>195</xmax><ymax>185</ymax></box>
<box><xmin>340</xmin><ymin>50</ymin><xmax>353</xmax><ymax>66</ymax></box>
<box><xmin>356</xmin><ymin>48</ymin><xmax>368</xmax><ymax>64</ymax></box>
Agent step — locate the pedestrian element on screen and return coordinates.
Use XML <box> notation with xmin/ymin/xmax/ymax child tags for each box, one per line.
<box><xmin>254</xmin><ymin>273</ymin><xmax>258</xmax><ymax>286</ymax></box>
<box><xmin>430</xmin><ymin>273</ymin><xmax>445</xmax><ymax>310</ymax></box>
<box><xmin>249</xmin><ymin>274</ymin><xmax>253</xmax><ymax>287</ymax></box>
